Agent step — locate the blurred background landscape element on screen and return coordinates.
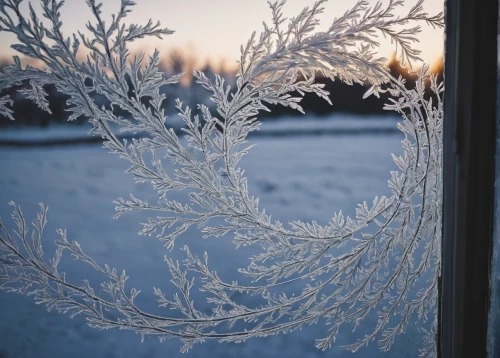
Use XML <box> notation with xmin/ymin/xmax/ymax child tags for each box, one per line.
<box><xmin>0</xmin><ymin>52</ymin><xmax>443</xmax><ymax>130</ymax></box>
<box><xmin>0</xmin><ymin>0</ymin><xmax>445</xmax><ymax>133</ymax></box>
<box><xmin>0</xmin><ymin>1</ymin><xmax>445</xmax><ymax>357</ymax></box>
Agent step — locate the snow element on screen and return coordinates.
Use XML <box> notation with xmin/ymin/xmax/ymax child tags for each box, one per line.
<box><xmin>0</xmin><ymin>114</ymin><xmax>399</xmax><ymax>144</ymax></box>
<box><xmin>0</xmin><ymin>123</ymin><xmax>94</xmax><ymax>142</ymax></box>
<box><xmin>0</xmin><ymin>117</ymin><xmax>427</xmax><ymax>357</ymax></box>
<box><xmin>258</xmin><ymin>114</ymin><xmax>399</xmax><ymax>135</ymax></box>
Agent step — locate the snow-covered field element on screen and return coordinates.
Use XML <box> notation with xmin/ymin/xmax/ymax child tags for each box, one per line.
<box><xmin>0</xmin><ymin>114</ymin><xmax>400</xmax><ymax>145</ymax></box>
<box><xmin>0</xmin><ymin>117</ymin><xmax>427</xmax><ymax>357</ymax></box>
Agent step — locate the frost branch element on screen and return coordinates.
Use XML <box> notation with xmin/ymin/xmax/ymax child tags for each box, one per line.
<box><xmin>0</xmin><ymin>0</ymin><xmax>443</xmax><ymax>355</ymax></box>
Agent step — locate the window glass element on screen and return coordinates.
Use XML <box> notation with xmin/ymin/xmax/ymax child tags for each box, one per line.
<box><xmin>487</xmin><ymin>16</ymin><xmax>500</xmax><ymax>357</ymax></box>
<box><xmin>0</xmin><ymin>1</ymin><xmax>444</xmax><ymax>357</ymax></box>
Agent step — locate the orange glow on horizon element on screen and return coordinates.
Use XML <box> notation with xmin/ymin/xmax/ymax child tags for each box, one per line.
<box><xmin>0</xmin><ymin>0</ymin><xmax>444</xmax><ymax>72</ymax></box>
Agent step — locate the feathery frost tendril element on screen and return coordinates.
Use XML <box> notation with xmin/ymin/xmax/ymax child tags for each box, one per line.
<box><xmin>0</xmin><ymin>0</ymin><xmax>443</xmax><ymax>355</ymax></box>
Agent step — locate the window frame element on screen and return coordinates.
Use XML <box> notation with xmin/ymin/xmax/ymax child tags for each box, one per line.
<box><xmin>440</xmin><ymin>0</ymin><xmax>498</xmax><ymax>356</ymax></box>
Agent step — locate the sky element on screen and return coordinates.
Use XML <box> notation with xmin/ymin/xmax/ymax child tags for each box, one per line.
<box><xmin>0</xmin><ymin>0</ymin><xmax>445</xmax><ymax>71</ymax></box>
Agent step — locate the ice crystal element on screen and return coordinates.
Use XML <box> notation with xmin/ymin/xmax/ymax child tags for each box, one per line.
<box><xmin>0</xmin><ymin>0</ymin><xmax>444</xmax><ymax>355</ymax></box>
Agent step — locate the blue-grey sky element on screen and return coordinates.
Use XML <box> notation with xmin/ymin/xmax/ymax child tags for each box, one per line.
<box><xmin>0</xmin><ymin>0</ymin><xmax>445</xmax><ymax>70</ymax></box>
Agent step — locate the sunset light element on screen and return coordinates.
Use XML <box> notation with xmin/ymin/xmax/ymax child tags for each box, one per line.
<box><xmin>0</xmin><ymin>0</ymin><xmax>445</xmax><ymax>72</ymax></box>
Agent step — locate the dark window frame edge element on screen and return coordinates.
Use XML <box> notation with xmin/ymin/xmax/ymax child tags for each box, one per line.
<box><xmin>440</xmin><ymin>0</ymin><xmax>498</xmax><ymax>357</ymax></box>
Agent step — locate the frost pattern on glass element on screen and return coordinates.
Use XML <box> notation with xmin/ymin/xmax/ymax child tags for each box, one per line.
<box><xmin>0</xmin><ymin>0</ymin><xmax>443</xmax><ymax>356</ymax></box>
